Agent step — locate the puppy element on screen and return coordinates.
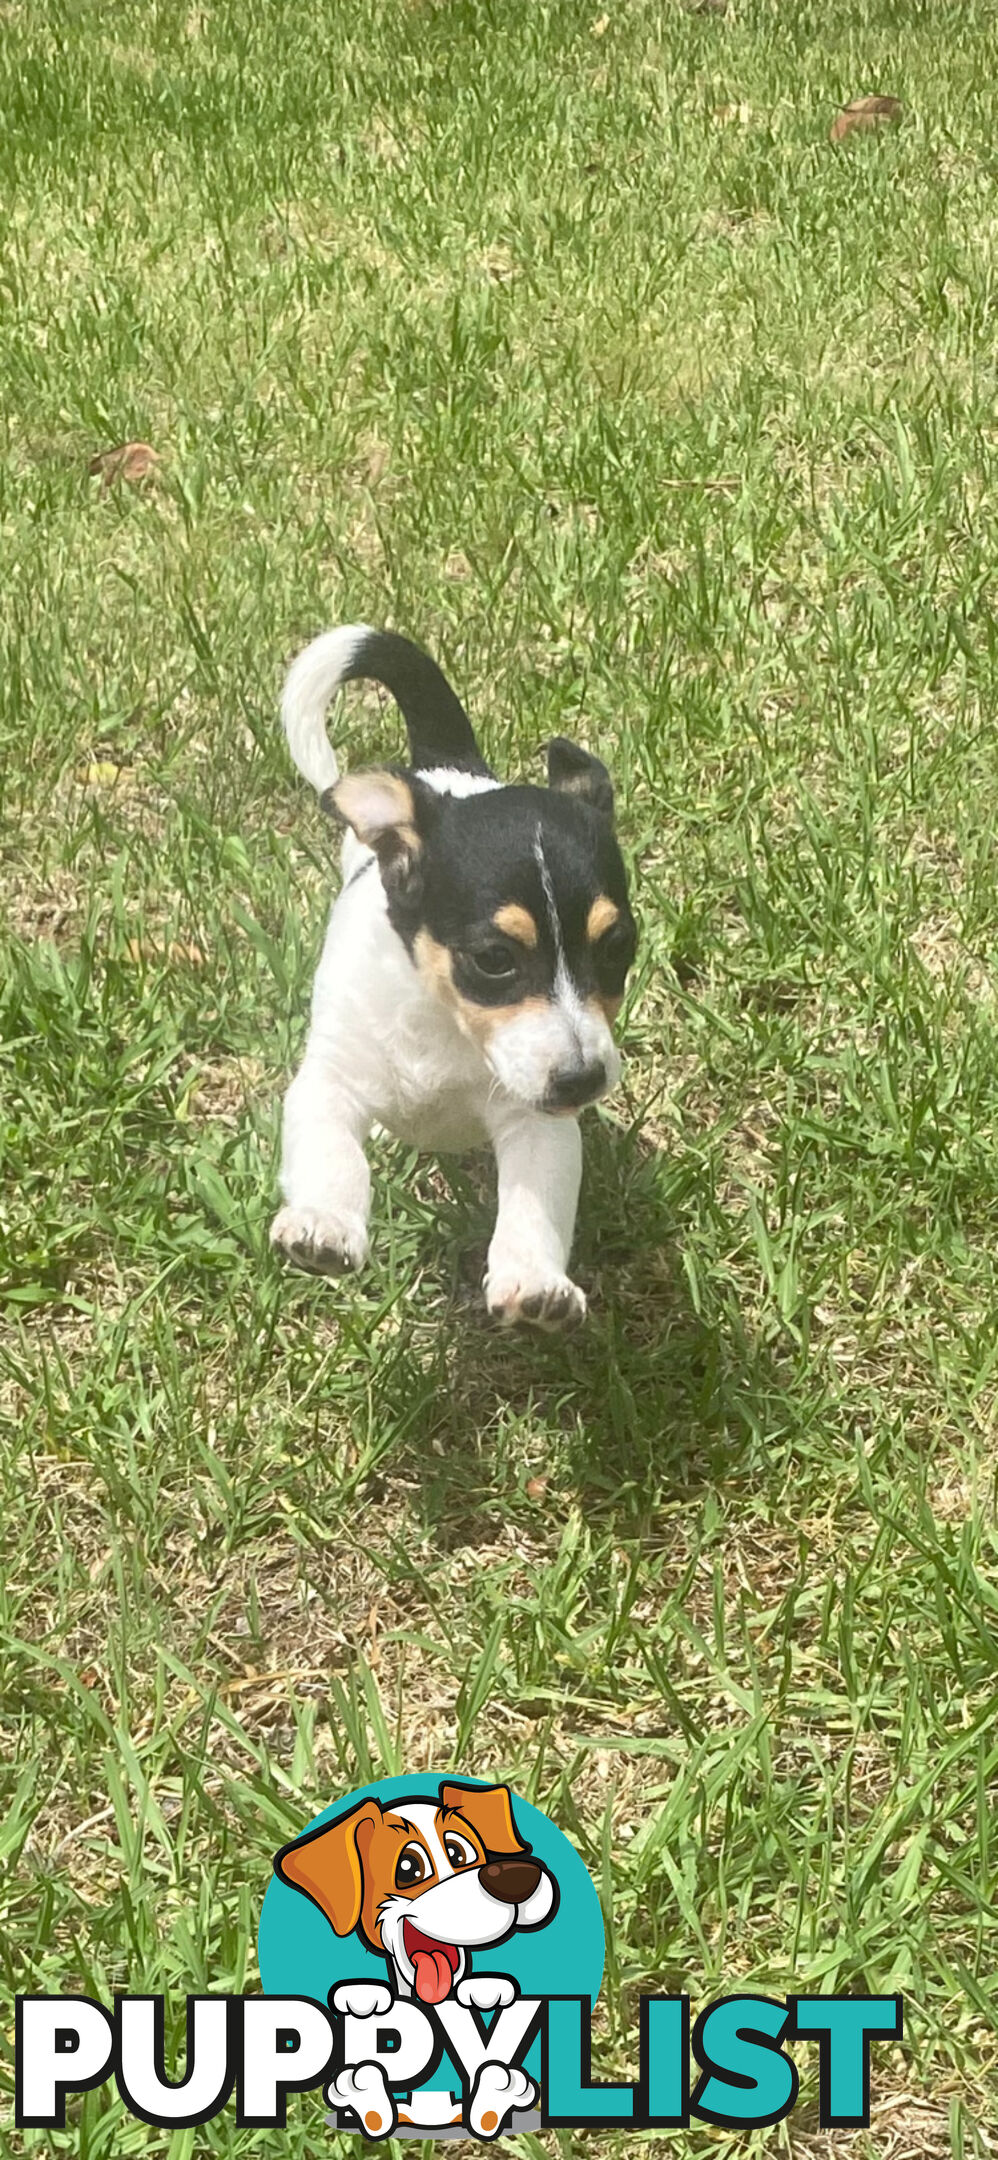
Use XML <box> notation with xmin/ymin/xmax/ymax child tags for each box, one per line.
<box><xmin>275</xmin><ymin>1782</ymin><xmax>555</xmax><ymax>2137</ymax></box>
<box><xmin>271</xmin><ymin>626</ymin><xmax>637</xmax><ymax>1327</ymax></box>
<box><xmin>274</xmin><ymin>1781</ymin><xmax>557</xmax><ymax>2005</ymax></box>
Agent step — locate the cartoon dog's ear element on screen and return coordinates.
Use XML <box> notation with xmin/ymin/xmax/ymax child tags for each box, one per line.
<box><xmin>546</xmin><ymin>737</ymin><xmax>614</xmax><ymax>823</ymax></box>
<box><xmin>439</xmin><ymin>1782</ymin><xmax>527</xmax><ymax>1857</ymax></box>
<box><xmin>322</xmin><ymin>770</ymin><xmax>436</xmax><ymax>895</ymax></box>
<box><xmin>274</xmin><ymin>1801</ymin><xmax>383</xmax><ymax>1935</ymax></box>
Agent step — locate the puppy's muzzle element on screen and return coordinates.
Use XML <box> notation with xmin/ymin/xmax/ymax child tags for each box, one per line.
<box><xmin>543</xmin><ymin>1060</ymin><xmax>607</xmax><ymax>1113</ymax></box>
<box><xmin>480</xmin><ymin>1858</ymin><xmax>542</xmax><ymax>1905</ymax></box>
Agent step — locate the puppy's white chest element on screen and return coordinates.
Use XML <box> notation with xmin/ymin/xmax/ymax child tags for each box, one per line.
<box><xmin>370</xmin><ymin>1003</ymin><xmax>490</xmax><ymax>1151</ymax></box>
<box><xmin>315</xmin><ymin>872</ymin><xmax>491</xmax><ymax>1151</ymax></box>
<box><xmin>374</xmin><ymin>1096</ymin><xmax>488</xmax><ymax>1153</ymax></box>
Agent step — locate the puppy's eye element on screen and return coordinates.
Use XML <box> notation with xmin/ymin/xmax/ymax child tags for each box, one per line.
<box><xmin>469</xmin><ymin>945</ymin><xmax>518</xmax><ymax>982</ymax></box>
<box><xmin>444</xmin><ymin>1834</ymin><xmax>476</xmax><ymax>1869</ymax></box>
<box><xmin>596</xmin><ymin>922</ymin><xmax>635</xmax><ymax>974</ymax></box>
<box><xmin>395</xmin><ymin>1844</ymin><xmax>430</xmax><ymax>1888</ymax></box>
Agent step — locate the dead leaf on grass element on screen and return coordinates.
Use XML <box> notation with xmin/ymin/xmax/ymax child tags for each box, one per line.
<box><xmin>363</xmin><ymin>439</ymin><xmax>391</xmax><ymax>485</ymax></box>
<box><xmin>830</xmin><ymin>95</ymin><xmax>903</xmax><ymax>143</ymax></box>
<box><xmin>76</xmin><ymin>760</ymin><xmax>124</xmax><ymax>787</ymax></box>
<box><xmin>124</xmin><ymin>937</ymin><xmax>206</xmax><ymax>966</ymax></box>
<box><xmin>88</xmin><ymin>441</ymin><xmax>161</xmax><ymax>489</ymax></box>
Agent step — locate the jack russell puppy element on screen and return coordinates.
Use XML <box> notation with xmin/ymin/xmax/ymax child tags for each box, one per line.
<box><xmin>274</xmin><ymin>1781</ymin><xmax>557</xmax><ymax>2137</ymax></box>
<box><xmin>271</xmin><ymin>626</ymin><xmax>637</xmax><ymax>1327</ymax></box>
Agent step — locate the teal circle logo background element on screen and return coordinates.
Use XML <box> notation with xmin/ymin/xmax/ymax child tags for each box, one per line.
<box><xmin>258</xmin><ymin>1774</ymin><xmax>605</xmax><ymax>2016</ymax></box>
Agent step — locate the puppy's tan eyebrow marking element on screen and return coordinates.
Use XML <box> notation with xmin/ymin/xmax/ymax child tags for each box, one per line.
<box><xmin>587</xmin><ymin>896</ymin><xmax>620</xmax><ymax>942</ymax></box>
<box><xmin>493</xmin><ymin>903</ymin><xmax>538</xmax><ymax>948</ymax></box>
<box><xmin>440</xmin><ymin>1806</ymin><xmax>483</xmax><ymax>1844</ymax></box>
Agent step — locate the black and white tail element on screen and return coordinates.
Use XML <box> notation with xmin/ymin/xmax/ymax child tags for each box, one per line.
<box><xmin>281</xmin><ymin>625</ymin><xmax>489</xmax><ymax>794</ymax></box>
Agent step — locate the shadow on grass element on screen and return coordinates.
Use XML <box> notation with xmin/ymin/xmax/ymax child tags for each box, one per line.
<box><xmin>361</xmin><ymin>1117</ymin><xmax>784</xmax><ymax>1539</ymax></box>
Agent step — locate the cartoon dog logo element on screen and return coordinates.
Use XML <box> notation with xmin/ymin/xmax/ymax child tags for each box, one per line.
<box><xmin>273</xmin><ymin>1780</ymin><xmax>558</xmax><ymax>2136</ymax></box>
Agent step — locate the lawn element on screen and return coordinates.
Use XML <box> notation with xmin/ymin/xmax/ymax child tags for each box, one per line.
<box><xmin>2</xmin><ymin>0</ymin><xmax>998</xmax><ymax>2153</ymax></box>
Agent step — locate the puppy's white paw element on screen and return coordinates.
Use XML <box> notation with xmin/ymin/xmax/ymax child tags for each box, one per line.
<box><xmin>456</xmin><ymin>1974</ymin><xmax>517</xmax><ymax>2012</ymax></box>
<box><xmin>484</xmin><ymin>1264</ymin><xmax>587</xmax><ymax>1331</ymax></box>
<box><xmin>469</xmin><ymin>2060</ymin><xmax>536</xmax><ymax>2138</ymax></box>
<box><xmin>330</xmin><ymin>1982</ymin><xmax>393</xmax><ymax>2018</ymax></box>
<box><xmin>326</xmin><ymin>2062</ymin><xmax>396</xmax><ymax>2139</ymax></box>
<box><xmin>270</xmin><ymin>1205</ymin><xmax>368</xmax><ymax>1277</ymax></box>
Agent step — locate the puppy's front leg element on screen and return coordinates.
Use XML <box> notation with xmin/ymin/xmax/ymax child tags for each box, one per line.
<box><xmin>484</xmin><ymin>1112</ymin><xmax>586</xmax><ymax>1329</ymax></box>
<box><xmin>468</xmin><ymin>2061</ymin><xmax>537</xmax><ymax>2138</ymax></box>
<box><xmin>325</xmin><ymin>2062</ymin><xmax>397</xmax><ymax>2140</ymax></box>
<box><xmin>271</xmin><ymin>1057</ymin><xmax>371</xmax><ymax>1276</ymax></box>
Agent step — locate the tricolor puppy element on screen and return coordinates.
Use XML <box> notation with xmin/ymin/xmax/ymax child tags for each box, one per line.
<box><xmin>274</xmin><ymin>1781</ymin><xmax>557</xmax><ymax>2006</ymax></box>
<box><xmin>271</xmin><ymin>626</ymin><xmax>637</xmax><ymax>1327</ymax></box>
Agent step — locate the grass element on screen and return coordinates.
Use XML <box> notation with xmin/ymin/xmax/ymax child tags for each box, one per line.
<box><xmin>2</xmin><ymin>0</ymin><xmax>998</xmax><ymax>2152</ymax></box>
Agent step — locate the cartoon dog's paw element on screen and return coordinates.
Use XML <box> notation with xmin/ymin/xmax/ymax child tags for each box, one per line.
<box><xmin>270</xmin><ymin>1205</ymin><xmax>368</xmax><ymax>1277</ymax></box>
<box><xmin>330</xmin><ymin>1982</ymin><xmax>393</xmax><ymax>2018</ymax></box>
<box><xmin>326</xmin><ymin>2062</ymin><xmax>396</xmax><ymax>2139</ymax></box>
<box><xmin>456</xmin><ymin>1975</ymin><xmax>518</xmax><ymax>2012</ymax></box>
<box><xmin>469</xmin><ymin>2061</ymin><xmax>537</xmax><ymax>2138</ymax></box>
<box><xmin>484</xmin><ymin>1265</ymin><xmax>587</xmax><ymax>1331</ymax></box>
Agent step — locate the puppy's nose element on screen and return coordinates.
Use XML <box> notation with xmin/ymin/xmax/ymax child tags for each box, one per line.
<box><xmin>545</xmin><ymin>1061</ymin><xmax>607</xmax><ymax>1111</ymax></box>
<box><xmin>480</xmin><ymin>1859</ymin><xmax>542</xmax><ymax>1906</ymax></box>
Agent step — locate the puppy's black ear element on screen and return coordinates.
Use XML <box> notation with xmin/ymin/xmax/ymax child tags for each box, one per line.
<box><xmin>547</xmin><ymin>737</ymin><xmax>615</xmax><ymax>822</ymax></box>
<box><xmin>323</xmin><ymin>768</ymin><xmax>435</xmax><ymax>900</ymax></box>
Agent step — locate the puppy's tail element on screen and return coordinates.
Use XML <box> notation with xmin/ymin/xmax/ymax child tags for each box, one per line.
<box><xmin>281</xmin><ymin>624</ymin><xmax>486</xmax><ymax>795</ymax></box>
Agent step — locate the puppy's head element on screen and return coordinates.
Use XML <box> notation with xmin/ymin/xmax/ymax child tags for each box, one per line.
<box><xmin>274</xmin><ymin>1782</ymin><xmax>557</xmax><ymax>2004</ymax></box>
<box><xmin>329</xmin><ymin>740</ymin><xmax>637</xmax><ymax>1115</ymax></box>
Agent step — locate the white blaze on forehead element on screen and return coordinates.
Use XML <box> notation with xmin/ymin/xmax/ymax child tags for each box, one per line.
<box><xmin>533</xmin><ymin>827</ymin><xmax>565</xmax><ymax>970</ymax></box>
<box><xmin>533</xmin><ymin>826</ymin><xmax>586</xmax><ymax>1030</ymax></box>
<box><xmin>398</xmin><ymin>1800</ymin><xmax>453</xmax><ymax>1878</ymax></box>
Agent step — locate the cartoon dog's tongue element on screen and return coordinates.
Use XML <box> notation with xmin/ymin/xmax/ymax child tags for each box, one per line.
<box><xmin>412</xmin><ymin>1949</ymin><xmax>453</xmax><ymax>2004</ymax></box>
<box><xmin>403</xmin><ymin>1921</ymin><xmax>460</xmax><ymax>2004</ymax></box>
